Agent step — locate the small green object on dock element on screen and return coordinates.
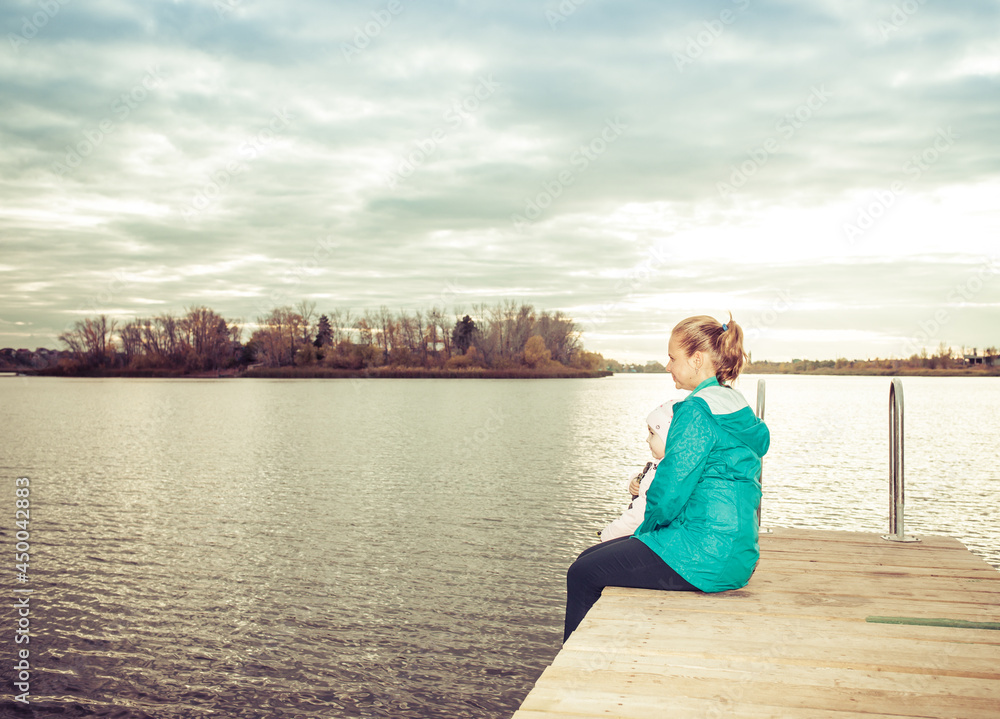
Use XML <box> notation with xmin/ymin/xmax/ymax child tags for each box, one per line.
<box><xmin>866</xmin><ymin>615</ymin><xmax>1000</xmax><ymax>630</ymax></box>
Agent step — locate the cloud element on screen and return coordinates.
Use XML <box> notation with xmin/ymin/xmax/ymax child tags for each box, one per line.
<box><xmin>1</xmin><ymin>0</ymin><xmax>998</xmax><ymax>360</ymax></box>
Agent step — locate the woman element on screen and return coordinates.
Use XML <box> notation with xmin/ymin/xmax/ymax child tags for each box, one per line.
<box><xmin>564</xmin><ymin>314</ymin><xmax>770</xmax><ymax>641</ymax></box>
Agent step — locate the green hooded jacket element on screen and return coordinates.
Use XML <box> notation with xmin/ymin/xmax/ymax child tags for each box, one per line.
<box><xmin>633</xmin><ymin>376</ymin><xmax>770</xmax><ymax>592</ymax></box>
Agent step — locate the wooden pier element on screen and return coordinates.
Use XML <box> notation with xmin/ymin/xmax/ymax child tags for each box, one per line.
<box><xmin>512</xmin><ymin>527</ymin><xmax>1000</xmax><ymax>718</ymax></box>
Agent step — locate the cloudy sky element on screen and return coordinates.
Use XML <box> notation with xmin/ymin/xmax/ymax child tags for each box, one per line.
<box><xmin>2</xmin><ymin>0</ymin><xmax>998</xmax><ymax>363</ymax></box>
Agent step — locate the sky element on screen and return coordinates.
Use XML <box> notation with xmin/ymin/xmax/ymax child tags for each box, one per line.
<box><xmin>1</xmin><ymin>0</ymin><xmax>999</xmax><ymax>363</ymax></box>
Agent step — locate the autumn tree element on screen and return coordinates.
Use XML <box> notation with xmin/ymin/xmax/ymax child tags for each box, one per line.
<box><xmin>354</xmin><ymin>316</ymin><xmax>373</xmax><ymax>347</ymax></box>
<box><xmin>572</xmin><ymin>350</ymin><xmax>605</xmax><ymax>371</ymax></box>
<box><xmin>251</xmin><ymin>306</ymin><xmax>306</xmax><ymax>367</ymax></box>
<box><xmin>479</xmin><ymin>300</ymin><xmax>535</xmax><ymax>363</ymax></box>
<box><xmin>523</xmin><ymin>335</ymin><xmax>551</xmax><ymax>367</ymax></box>
<box><xmin>536</xmin><ymin>310</ymin><xmax>580</xmax><ymax>364</ymax></box>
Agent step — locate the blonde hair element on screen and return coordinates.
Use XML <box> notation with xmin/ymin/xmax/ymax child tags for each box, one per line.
<box><xmin>672</xmin><ymin>312</ymin><xmax>747</xmax><ymax>385</ymax></box>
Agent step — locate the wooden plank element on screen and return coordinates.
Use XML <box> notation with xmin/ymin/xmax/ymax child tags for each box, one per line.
<box><xmin>551</xmin><ymin>650</ymin><xmax>1000</xmax><ymax>692</ymax></box>
<box><xmin>603</xmin><ymin>577</ymin><xmax>1000</xmax><ymax>611</ymax></box>
<box><xmin>761</xmin><ymin>527</ymin><xmax>971</xmax><ymax>551</ymax></box>
<box><xmin>760</xmin><ymin>567</ymin><xmax>1000</xmax><ymax>593</ymax></box>
<box><xmin>516</xmin><ymin>678</ymin><xmax>1000</xmax><ymax>719</ymax></box>
<box><xmin>512</xmin><ymin>698</ymin><xmax>921</xmax><ymax>719</ymax></box>
<box><xmin>569</xmin><ymin>626</ymin><xmax>1000</xmax><ymax>675</ymax></box>
<box><xmin>752</xmin><ymin>556</ymin><xmax>1000</xmax><ymax>580</ymax></box>
<box><xmin>671</xmin><ymin>565</ymin><xmax>1000</xmax><ymax>603</ymax></box>
<box><xmin>576</xmin><ymin>611</ymin><xmax>1000</xmax><ymax>651</ymax></box>
<box><xmin>758</xmin><ymin>545</ymin><xmax>997</xmax><ymax>571</ymax></box>
<box><xmin>759</xmin><ymin>531</ymin><xmax>995</xmax><ymax>559</ymax></box>
<box><xmin>746</xmin><ymin>573</ymin><xmax>1000</xmax><ymax>604</ymax></box>
<box><xmin>594</xmin><ymin>589</ymin><xmax>1000</xmax><ymax>624</ymax></box>
<box><xmin>512</xmin><ymin>692</ymin><xmax>925</xmax><ymax>719</ymax></box>
<box><xmin>590</xmin><ymin>599</ymin><xmax>993</xmax><ymax>630</ymax></box>
<box><xmin>760</xmin><ymin>548</ymin><xmax>995</xmax><ymax>567</ymax></box>
<box><xmin>573</xmin><ymin>610</ymin><xmax>1000</xmax><ymax>678</ymax></box>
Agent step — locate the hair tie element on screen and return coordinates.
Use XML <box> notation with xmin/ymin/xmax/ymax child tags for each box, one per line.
<box><xmin>721</xmin><ymin>323</ymin><xmax>728</xmax><ymax>331</ymax></box>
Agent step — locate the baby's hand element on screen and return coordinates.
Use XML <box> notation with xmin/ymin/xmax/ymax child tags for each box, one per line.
<box><xmin>628</xmin><ymin>475</ymin><xmax>642</xmax><ymax>497</ymax></box>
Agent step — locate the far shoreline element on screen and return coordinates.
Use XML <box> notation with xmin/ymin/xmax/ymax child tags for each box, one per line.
<box><xmin>9</xmin><ymin>366</ymin><xmax>999</xmax><ymax>379</ymax></box>
<box><xmin>18</xmin><ymin>366</ymin><xmax>615</xmax><ymax>380</ymax></box>
<box><xmin>744</xmin><ymin>365</ymin><xmax>1000</xmax><ymax>378</ymax></box>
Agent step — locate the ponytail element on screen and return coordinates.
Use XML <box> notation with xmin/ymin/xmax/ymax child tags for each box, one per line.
<box><xmin>672</xmin><ymin>312</ymin><xmax>748</xmax><ymax>386</ymax></box>
<box><xmin>714</xmin><ymin>312</ymin><xmax>747</xmax><ymax>384</ymax></box>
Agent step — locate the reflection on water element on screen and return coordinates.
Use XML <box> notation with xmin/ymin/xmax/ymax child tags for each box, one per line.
<box><xmin>0</xmin><ymin>374</ymin><xmax>997</xmax><ymax>717</ymax></box>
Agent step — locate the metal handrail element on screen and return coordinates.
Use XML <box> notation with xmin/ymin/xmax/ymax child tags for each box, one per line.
<box><xmin>882</xmin><ymin>378</ymin><xmax>918</xmax><ymax>542</ymax></box>
<box><xmin>755</xmin><ymin>378</ymin><xmax>766</xmax><ymax>528</ymax></box>
<box><xmin>756</xmin><ymin>378</ymin><xmax>766</xmax><ymax>421</ymax></box>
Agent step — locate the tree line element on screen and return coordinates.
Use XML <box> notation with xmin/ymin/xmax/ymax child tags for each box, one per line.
<box><xmin>746</xmin><ymin>342</ymin><xmax>1000</xmax><ymax>374</ymax></box>
<box><xmin>56</xmin><ymin>300</ymin><xmax>607</xmax><ymax>373</ymax></box>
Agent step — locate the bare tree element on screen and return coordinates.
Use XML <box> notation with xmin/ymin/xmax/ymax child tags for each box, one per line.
<box><xmin>157</xmin><ymin>314</ymin><xmax>180</xmax><ymax>360</ymax></box>
<box><xmin>471</xmin><ymin>302</ymin><xmax>498</xmax><ymax>363</ymax></box>
<box><xmin>120</xmin><ymin>320</ymin><xmax>142</xmax><ymax>366</ymax></box>
<box><xmin>252</xmin><ymin>306</ymin><xmax>304</xmax><ymax>367</ymax></box>
<box><xmin>355</xmin><ymin>315</ymin><xmax>374</xmax><ymax>347</ymax></box>
<box><xmin>433</xmin><ymin>306</ymin><xmax>453</xmax><ymax>359</ymax></box>
<box><xmin>396</xmin><ymin>309</ymin><xmax>427</xmax><ymax>365</ymax></box>
<box><xmin>228</xmin><ymin>319</ymin><xmax>244</xmax><ymax>346</ymax></box>
<box><xmin>58</xmin><ymin>323</ymin><xmax>86</xmax><ymax>361</ymax></box>
<box><xmin>59</xmin><ymin>315</ymin><xmax>117</xmax><ymax>368</ymax></box>
<box><xmin>412</xmin><ymin>309</ymin><xmax>428</xmax><ymax>366</ymax></box>
<box><xmin>296</xmin><ymin>300</ymin><xmax>317</xmax><ymax>345</ymax></box>
<box><xmin>139</xmin><ymin>318</ymin><xmax>163</xmax><ymax>360</ymax></box>
<box><xmin>328</xmin><ymin>309</ymin><xmax>344</xmax><ymax>345</ymax></box>
<box><xmin>509</xmin><ymin>302</ymin><xmax>535</xmax><ymax>359</ymax></box>
<box><xmin>324</xmin><ymin>308</ymin><xmax>353</xmax><ymax>347</ymax></box>
<box><xmin>537</xmin><ymin>310</ymin><xmax>580</xmax><ymax>364</ymax></box>
<box><xmin>374</xmin><ymin>306</ymin><xmax>396</xmax><ymax>363</ymax></box>
<box><xmin>178</xmin><ymin>306</ymin><xmax>234</xmax><ymax>370</ymax></box>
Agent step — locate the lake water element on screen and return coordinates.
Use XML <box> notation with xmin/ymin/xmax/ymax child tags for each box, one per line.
<box><xmin>1</xmin><ymin>374</ymin><xmax>998</xmax><ymax>718</ymax></box>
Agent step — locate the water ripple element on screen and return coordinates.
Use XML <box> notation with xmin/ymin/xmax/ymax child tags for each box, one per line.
<box><xmin>0</xmin><ymin>375</ymin><xmax>996</xmax><ymax>718</ymax></box>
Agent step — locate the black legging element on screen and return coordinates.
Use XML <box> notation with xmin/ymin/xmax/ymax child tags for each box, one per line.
<box><xmin>564</xmin><ymin>536</ymin><xmax>697</xmax><ymax>642</ymax></box>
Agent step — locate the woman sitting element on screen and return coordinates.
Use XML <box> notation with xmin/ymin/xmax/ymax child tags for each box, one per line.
<box><xmin>564</xmin><ymin>314</ymin><xmax>770</xmax><ymax>641</ymax></box>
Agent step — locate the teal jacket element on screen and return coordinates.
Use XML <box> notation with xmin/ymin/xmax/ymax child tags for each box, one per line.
<box><xmin>634</xmin><ymin>377</ymin><xmax>770</xmax><ymax>592</ymax></box>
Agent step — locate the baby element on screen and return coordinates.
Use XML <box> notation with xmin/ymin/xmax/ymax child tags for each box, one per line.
<box><xmin>598</xmin><ymin>400</ymin><xmax>675</xmax><ymax>542</ymax></box>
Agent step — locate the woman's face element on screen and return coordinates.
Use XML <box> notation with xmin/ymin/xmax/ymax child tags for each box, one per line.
<box><xmin>666</xmin><ymin>333</ymin><xmax>702</xmax><ymax>391</ymax></box>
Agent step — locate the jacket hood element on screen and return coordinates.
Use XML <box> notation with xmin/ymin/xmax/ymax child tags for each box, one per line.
<box><xmin>715</xmin><ymin>410</ymin><xmax>770</xmax><ymax>457</ymax></box>
<box><xmin>687</xmin><ymin>379</ymin><xmax>770</xmax><ymax>457</ymax></box>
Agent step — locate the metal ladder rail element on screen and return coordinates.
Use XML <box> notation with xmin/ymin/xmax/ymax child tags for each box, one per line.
<box><xmin>882</xmin><ymin>377</ymin><xmax>918</xmax><ymax>542</ymax></box>
<box><xmin>755</xmin><ymin>378</ymin><xmax>766</xmax><ymax>528</ymax></box>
